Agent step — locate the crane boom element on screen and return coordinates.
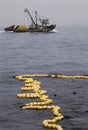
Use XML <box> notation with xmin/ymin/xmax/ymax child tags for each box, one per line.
<box><xmin>24</xmin><ymin>8</ymin><xmax>36</xmax><ymax>26</ymax></box>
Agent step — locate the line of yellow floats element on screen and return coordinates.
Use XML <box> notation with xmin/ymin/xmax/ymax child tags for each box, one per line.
<box><xmin>15</xmin><ymin>75</ymin><xmax>64</xmax><ymax>130</ymax></box>
<box><xmin>15</xmin><ymin>73</ymin><xmax>88</xmax><ymax>80</ymax></box>
<box><xmin>14</xmin><ymin>73</ymin><xmax>88</xmax><ymax>130</ymax></box>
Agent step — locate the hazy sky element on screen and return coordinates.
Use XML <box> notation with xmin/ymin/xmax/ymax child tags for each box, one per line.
<box><xmin>0</xmin><ymin>0</ymin><xmax>88</xmax><ymax>26</ymax></box>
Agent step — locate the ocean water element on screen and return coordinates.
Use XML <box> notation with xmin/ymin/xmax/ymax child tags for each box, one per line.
<box><xmin>0</xmin><ymin>26</ymin><xmax>88</xmax><ymax>130</ymax></box>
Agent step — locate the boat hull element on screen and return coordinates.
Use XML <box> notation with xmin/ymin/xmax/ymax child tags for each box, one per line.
<box><xmin>29</xmin><ymin>25</ymin><xmax>56</xmax><ymax>32</ymax></box>
<box><xmin>4</xmin><ymin>25</ymin><xmax>15</xmax><ymax>31</ymax></box>
<box><xmin>5</xmin><ymin>25</ymin><xmax>56</xmax><ymax>33</ymax></box>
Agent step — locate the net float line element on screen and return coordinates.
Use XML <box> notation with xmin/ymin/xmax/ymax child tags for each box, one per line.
<box><xmin>15</xmin><ymin>75</ymin><xmax>64</xmax><ymax>130</ymax></box>
<box><xmin>14</xmin><ymin>73</ymin><xmax>88</xmax><ymax>80</ymax></box>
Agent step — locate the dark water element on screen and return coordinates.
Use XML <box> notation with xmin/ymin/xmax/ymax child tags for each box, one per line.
<box><xmin>0</xmin><ymin>26</ymin><xmax>88</xmax><ymax>130</ymax></box>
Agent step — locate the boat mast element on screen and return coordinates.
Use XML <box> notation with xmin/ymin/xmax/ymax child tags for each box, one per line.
<box><xmin>35</xmin><ymin>11</ymin><xmax>38</xmax><ymax>25</ymax></box>
<box><xmin>24</xmin><ymin>8</ymin><xmax>36</xmax><ymax>27</ymax></box>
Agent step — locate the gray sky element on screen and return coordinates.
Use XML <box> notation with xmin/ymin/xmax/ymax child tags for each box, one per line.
<box><xmin>0</xmin><ymin>0</ymin><xmax>88</xmax><ymax>26</ymax></box>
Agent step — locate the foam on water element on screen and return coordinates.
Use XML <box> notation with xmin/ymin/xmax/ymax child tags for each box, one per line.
<box><xmin>0</xmin><ymin>30</ymin><xmax>5</xmax><ymax>33</ymax></box>
<box><xmin>49</xmin><ymin>29</ymin><xmax>57</xmax><ymax>33</ymax></box>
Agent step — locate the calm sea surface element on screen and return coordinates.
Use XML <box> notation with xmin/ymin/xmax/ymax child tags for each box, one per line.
<box><xmin>0</xmin><ymin>26</ymin><xmax>88</xmax><ymax>130</ymax></box>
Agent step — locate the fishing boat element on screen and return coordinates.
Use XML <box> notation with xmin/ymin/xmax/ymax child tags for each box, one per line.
<box><xmin>4</xmin><ymin>8</ymin><xmax>56</xmax><ymax>33</ymax></box>
<box><xmin>4</xmin><ymin>25</ymin><xmax>15</xmax><ymax>31</ymax></box>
